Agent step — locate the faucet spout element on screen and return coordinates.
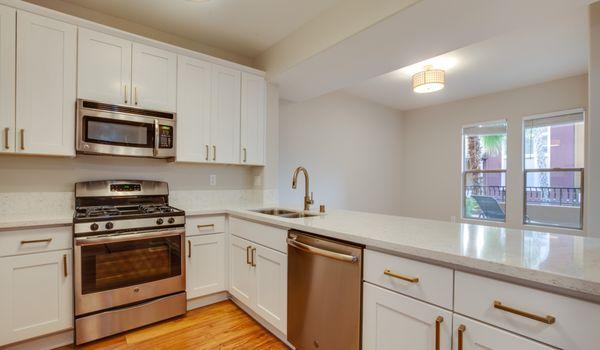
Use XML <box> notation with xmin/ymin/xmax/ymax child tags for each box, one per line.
<box><xmin>291</xmin><ymin>166</ymin><xmax>314</xmax><ymax>211</ymax></box>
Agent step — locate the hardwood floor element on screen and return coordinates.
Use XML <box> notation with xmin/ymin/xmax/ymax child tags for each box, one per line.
<box><xmin>57</xmin><ymin>301</ymin><xmax>288</xmax><ymax>350</ymax></box>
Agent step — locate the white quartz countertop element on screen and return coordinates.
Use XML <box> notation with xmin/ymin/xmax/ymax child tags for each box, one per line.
<box><xmin>227</xmin><ymin>209</ymin><xmax>600</xmax><ymax>300</ymax></box>
<box><xmin>4</xmin><ymin>206</ymin><xmax>600</xmax><ymax>300</ymax></box>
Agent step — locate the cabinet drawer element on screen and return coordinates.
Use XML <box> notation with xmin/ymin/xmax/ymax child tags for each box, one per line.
<box><xmin>186</xmin><ymin>215</ymin><xmax>225</xmax><ymax>236</ymax></box>
<box><xmin>0</xmin><ymin>226</ymin><xmax>71</xmax><ymax>257</ymax></box>
<box><xmin>364</xmin><ymin>249</ymin><xmax>453</xmax><ymax>309</ymax></box>
<box><xmin>229</xmin><ymin>217</ymin><xmax>287</xmax><ymax>253</ymax></box>
<box><xmin>455</xmin><ymin>271</ymin><xmax>600</xmax><ymax>349</ymax></box>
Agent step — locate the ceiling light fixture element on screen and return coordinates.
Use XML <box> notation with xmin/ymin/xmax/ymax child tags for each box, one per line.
<box><xmin>412</xmin><ymin>65</ymin><xmax>445</xmax><ymax>93</ymax></box>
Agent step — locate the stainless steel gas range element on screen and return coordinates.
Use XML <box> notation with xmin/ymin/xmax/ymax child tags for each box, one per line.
<box><xmin>72</xmin><ymin>180</ymin><xmax>186</xmax><ymax>345</ymax></box>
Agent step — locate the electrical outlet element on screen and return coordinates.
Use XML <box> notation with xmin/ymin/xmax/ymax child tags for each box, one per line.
<box><xmin>209</xmin><ymin>174</ymin><xmax>216</xmax><ymax>186</ymax></box>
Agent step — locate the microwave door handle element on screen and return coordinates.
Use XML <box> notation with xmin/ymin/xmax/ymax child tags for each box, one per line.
<box><xmin>153</xmin><ymin>119</ymin><xmax>159</xmax><ymax>157</ymax></box>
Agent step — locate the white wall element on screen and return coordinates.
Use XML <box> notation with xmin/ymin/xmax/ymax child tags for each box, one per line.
<box><xmin>588</xmin><ymin>3</ymin><xmax>600</xmax><ymax>237</ymax></box>
<box><xmin>400</xmin><ymin>75</ymin><xmax>589</xmax><ymax>234</ymax></box>
<box><xmin>278</xmin><ymin>91</ymin><xmax>403</xmax><ymax>214</ymax></box>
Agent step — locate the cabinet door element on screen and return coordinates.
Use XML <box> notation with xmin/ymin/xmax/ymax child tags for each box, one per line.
<box><xmin>253</xmin><ymin>244</ymin><xmax>287</xmax><ymax>334</ymax></box>
<box><xmin>363</xmin><ymin>282</ymin><xmax>451</xmax><ymax>350</ymax></box>
<box><xmin>131</xmin><ymin>43</ymin><xmax>176</xmax><ymax>111</ymax></box>
<box><xmin>186</xmin><ymin>233</ymin><xmax>225</xmax><ymax>299</ymax></box>
<box><xmin>229</xmin><ymin>235</ymin><xmax>254</xmax><ymax>306</ymax></box>
<box><xmin>0</xmin><ymin>250</ymin><xmax>72</xmax><ymax>346</ymax></box>
<box><xmin>16</xmin><ymin>11</ymin><xmax>76</xmax><ymax>156</ymax></box>
<box><xmin>0</xmin><ymin>5</ymin><xmax>15</xmax><ymax>154</ymax></box>
<box><xmin>210</xmin><ymin>64</ymin><xmax>240</xmax><ymax>164</ymax></box>
<box><xmin>453</xmin><ymin>314</ymin><xmax>553</xmax><ymax>350</ymax></box>
<box><xmin>78</xmin><ymin>28</ymin><xmax>131</xmax><ymax>105</ymax></box>
<box><xmin>240</xmin><ymin>73</ymin><xmax>266</xmax><ymax>165</ymax></box>
<box><xmin>176</xmin><ymin>55</ymin><xmax>212</xmax><ymax>163</ymax></box>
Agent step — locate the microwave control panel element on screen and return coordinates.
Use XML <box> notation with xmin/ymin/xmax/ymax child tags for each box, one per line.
<box><xmin>158</xmin><ymin>125</ymin><xmax>173</xmax><ymax>149</ymax></box>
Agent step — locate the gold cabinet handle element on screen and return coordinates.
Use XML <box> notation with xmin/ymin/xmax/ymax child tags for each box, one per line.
<box><xmin>212</xmin><ymin>145</ymin><xmax>216</xmax><ymax>161</ymax></box>
<box><xmin>457</xmin><ymin>324</ymin><xmax>466</xmax><ymax>350</ymax></box>
<box><xmin>63</xmin><ymin>254</ymin><xmax>68</xmax><ymax>277</ymax></box>
<box><xmin>251</xmin><ymin>247</ymin><xmax>256</xmax><ymax>267</ymax></box>
<box><xmin>134</xmin><ymin>86</ymin><xmax>138</xmax><ymax>105</ymax></box>
<box><xmin>493</xmin><ymin>300</ymin><xmax>556</xmax><ymax>324</ymax></box>
<box><xmin>435</xmin><ymin>316</ymin><xmax>443</xmax><ymax>350</ymax></box>
<box><xmin>384</xmin><ymin>269</ymin><xmax>419</xmax><ymax>283</ymax></box>
<box><xmin>188</xmin><ymin>240</ymin><xmax>192</xmax><ymax>258</ymax></box>
<box><xmin>197</xmin><ymin>224</ymin><xmax>215</xmax><ymax>231</ymax></box>
<box><xmin>246</xmin><ymin>246</ymin><xmax>252</xmax><ymax>265</ymax></box>
<box><xmin>205</xmin><ymin>144</ymin><xmax>209</xmax><ymax>161</ymax></box>
<box><xmin>20</xmin><ymin>129</ymin><xmax>24</xmax><ymax>150</ymax></box>
<box><xmin>124</xmin><ymin>85</ymin><xmax>128</xmax><ymax>104</ymax></box>
<box><xmin>3</xmin><ymin>127</ymin><xmax>9</xmax><ymax>149</ymax></box>
<box><xmin>21</xmin><ymin>238</ymin><xmax>52</xmax><ymax>245</ymax></box>
<box><xmin>242</xmin><ymin>147</ymin><xmax>247</xmax><ymax>162</ymax></box>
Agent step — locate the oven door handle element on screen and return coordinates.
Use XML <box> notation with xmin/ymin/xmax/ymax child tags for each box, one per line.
<box><xmin>75</xmin><ymin>229</ymin><xmax>184</xmax><ymax>246</ymax></box>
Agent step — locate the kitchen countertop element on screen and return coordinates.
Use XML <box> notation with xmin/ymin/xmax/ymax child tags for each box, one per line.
<box><xmin>4</xmin><ymin>207</ymin><xmax>600</xmax><ymax>302</ymax></box>
<box><xmin>228</xmin><ymin>209</ymin><xmax>600</xmax><ymax>302</ymax></box>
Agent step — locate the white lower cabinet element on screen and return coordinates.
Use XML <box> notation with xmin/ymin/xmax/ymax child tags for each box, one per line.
<box><xmin>453</xmin><ymin>314</ymin><xmax>553</xmax><ymax>350</ymax></box>
<box><xmin>0</xmin><ymin>249</ymin><xmax>73</xmax><ymax>346</ymax></box>
<box><xmin>229</xmin><ymin>234</ymin><xmax>287</xmax><ymax>334</ymax></box>
<box><xmin>186</xmin><ymin>233</ymin><xmax>226</xmax><ymax>299</ymax></box>
<box><xmin>363</xmin><ymin>282</ymin><xmax>452</xmax><ymax>350</ymax></box>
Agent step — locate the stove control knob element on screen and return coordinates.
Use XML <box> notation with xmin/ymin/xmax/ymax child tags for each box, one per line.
<box><xmin>156</xmin><ymin>218</ymin><xmax>164</xmax><ymax>225</ymax></box>
<box><xmin>105</xmin><ymin>222</ymin><xmax>114</xmax><ymax>230</ymax></box>
<box><xmin>90</xmin><ymin>223</ymin><xmax>99</xmax><ymax>231</ymax></box>
<box><xmin>168</xmin><ymin>217</ymin><xmax>175</xmax><ymax>224</ymax></box>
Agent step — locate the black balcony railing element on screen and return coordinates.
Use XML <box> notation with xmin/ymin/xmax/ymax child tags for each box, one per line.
<box><xmin>465</xmin><ymin>185</ymin><xmax>581</xmax><ymax>206</ymax></box>
<box><xmin>465</xmin><ymin>185</ymin><xmax>506</xmax><ymax>202</ymax></box>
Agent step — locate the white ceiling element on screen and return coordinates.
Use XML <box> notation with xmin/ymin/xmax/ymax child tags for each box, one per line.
<box><xmin>344</xmin><ymin>7</ymin><xmax>589</xmax><ymax>111</ymax></box>
<box><xmin>273</xmin><ymin>0</ymin><xmax>594</xmax><ymax>103</ymax></box>
<box><xmin>59</xmin><ymin>0</ymin><xmax>341</xmax><ymax>57</ymax></box>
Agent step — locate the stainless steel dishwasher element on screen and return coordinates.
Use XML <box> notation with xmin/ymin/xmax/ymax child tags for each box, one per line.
<box><xmin>287</xmin><ymin>230</ymin><xmax>363</xmax><ymax>350</ymax></box>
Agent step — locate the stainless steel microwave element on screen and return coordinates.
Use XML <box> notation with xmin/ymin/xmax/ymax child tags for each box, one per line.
<box><xmin>76</xmin><ymin>99</ymin><xmax>176</xmax><ymax>159</ymax></box>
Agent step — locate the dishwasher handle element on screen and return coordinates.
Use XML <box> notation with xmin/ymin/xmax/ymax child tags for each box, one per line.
<box><xmin>287</xmin><ymin>235</ymin><xmax>359</xmax><ymax>263</ymax></box>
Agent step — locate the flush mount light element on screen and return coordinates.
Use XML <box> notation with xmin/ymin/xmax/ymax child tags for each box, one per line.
<box><xmin>412</xmin><ymin>65</ymin><xmax>445</xmax><ymax>93</ymax></box>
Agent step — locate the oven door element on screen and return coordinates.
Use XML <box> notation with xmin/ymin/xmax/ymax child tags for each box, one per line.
<box><xmin>76</xmin><ymin>108</ymin><xmax>175</xmax><ymax>158</ymax></box>
<box><xmin>74</xmin><ymin>229</ymin><xmax>185</xmax><ymax>316</ymax></box>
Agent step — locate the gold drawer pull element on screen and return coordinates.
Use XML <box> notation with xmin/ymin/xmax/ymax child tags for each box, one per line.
<box><xmin>384</xmin><ymin>269</ymin><xmax>419</xmax><ymax>283</ymax></box>
<box><xmin>188</xmin><ymin>240</ymin><xmax>192</xmax><ymax>258</ymax></box>
<box><xmin>246</xmin><ymin>246</ymin><xmax>252</xmax><ymax>265</ymax></box>
<box><xmin>251</xmin><ymin>247</ymin><xmax>256</xmax><ymax>267</ymax></box>
<box><xmin>435</xmin><ymin>316</ymin><xmax>443</xmax><ymax>350</ymax></box>
<box><xmin>493</xmin><ymin>300</ymin><xmax>556</xmax><ymax>324</ymax></box>
<box><xmin>205</xmin><ymin>144</ymin><xmax>209</xmax><ymax>161</ymax></box>
<box><xmin>457</xmin><ymin>324</ymin><xmax>466</xmax><ymax>350</ymax></box>
<box><xmin>20</xmin><ymin>129</ymin><xmax>24</xmax><ymax>150</ymax></box>
<box><xmin>21</xmin><ymin>238</ymin><xmax>52</xmax><ymax>245</ymax></box>
<box><xmin>197</xmin><ymin>224</ymin><xmax>215</xmax><ymax>230</ymax></box>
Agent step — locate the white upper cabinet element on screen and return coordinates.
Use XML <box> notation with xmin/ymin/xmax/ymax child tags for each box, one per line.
<box><xmin>0</xmin><ymin>5</ymin><xmax>15</xmax><ymax>154</ymax></box>
<box><xmin>240</xmin><ymin>73</ymin><xmax>266</xmax><ymax>165</ymax></box>
<box><xmin>211</xmin><ymin>64</ymin><xmax>241</xmax><ymax>164</ymax></box>
<box><xmin>132</xmin><ymin>43</ymin><xmax>177</xmax><ymax>112</ymax></box>
<box><xmin>16</xmin><ymin>11</ymin><xmax>76</xmax><ymax>156</ymax></box>
<box><xmin>78</xmin><ymin>28</ymin><xmax>131</xmax><ymax>105</ymax></box>
<box><xmin>176</xmin><ymin>55</ymin><xmax>212</xmax><ymax>163</ymax></box>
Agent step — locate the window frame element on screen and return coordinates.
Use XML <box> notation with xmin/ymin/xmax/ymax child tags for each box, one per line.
<box><xmin>521</xmin><ymin>108</ymin><xmax>586</xmax><ymax>230</ymax></box>
<box><xmin>461</xmin><ymin>119</ymin><xmax>508</xmax><ymax>224</ymax></box>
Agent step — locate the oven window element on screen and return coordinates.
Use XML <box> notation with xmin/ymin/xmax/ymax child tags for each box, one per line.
<box><xmin>80</xmin><ymin>235</ymin><xmax>182</xmax><ymax>294</ymax></box>
<box><xmin>84</xmin><ymin>116</ymin><xmax>154</xmax><ymax>148</ymax></box>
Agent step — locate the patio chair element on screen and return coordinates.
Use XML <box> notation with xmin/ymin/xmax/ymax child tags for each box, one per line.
<box><xmin>471</xmin><ymin>195</ymin><xmax>506</xmax><ymax>220</ymax></box>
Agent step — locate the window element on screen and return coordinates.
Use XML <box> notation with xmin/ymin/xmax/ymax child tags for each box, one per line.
<box><xmin>523</xmin><ymin>109</ymin><xmax>584</xmax><ymax>229</ymax></box>
<box><xmin>462</xmin><ymin>120</ymin><xmax>508</xmax><ymax>222</ymax></box>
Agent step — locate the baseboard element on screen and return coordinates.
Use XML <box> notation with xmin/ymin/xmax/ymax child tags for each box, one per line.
<box><xmin>229</xmin><ymin>296</ymin><xmax>294</xmax><ymax>349</ymax></box>
<box><xmin>0</xmin><ymin>330</ymin><xmax>73</xmax><ymax>350</ymax></box>
<box><xmin>186</xmin><ymin>291</ymin><xmax>229</xmax><ymax>311</ymax></box>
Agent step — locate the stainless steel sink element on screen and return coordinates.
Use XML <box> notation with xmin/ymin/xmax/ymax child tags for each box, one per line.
<box><xmin>251</xmin><ymin>208</ymin><xmax>319</xmax><ymax>218</ymax></box>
